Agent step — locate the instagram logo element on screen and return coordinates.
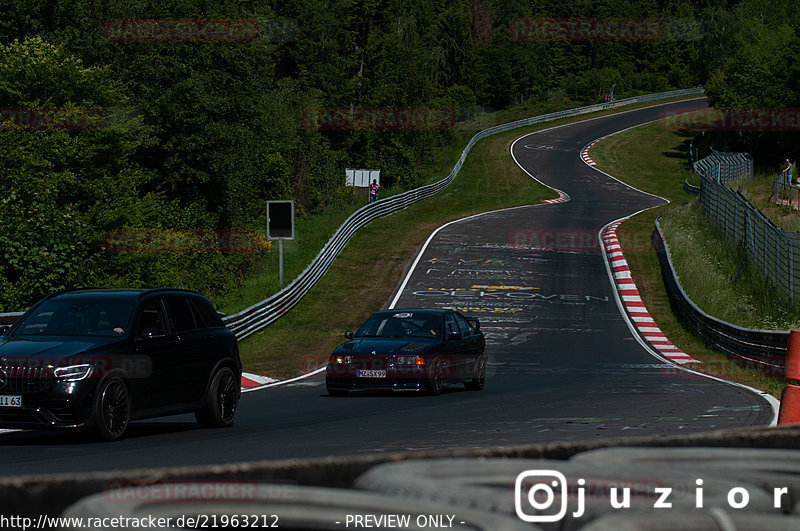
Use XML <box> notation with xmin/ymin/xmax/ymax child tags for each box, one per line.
<box><xmin>515</xmin><ymin>470</ymin><xmax>569</xmax><ymax>523</ymax></box>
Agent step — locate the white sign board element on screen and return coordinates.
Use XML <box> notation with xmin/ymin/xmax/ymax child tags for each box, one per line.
<box><xmin>345</xmin><ymin>169</ymin><xmax>380</xmax><ymax>188</ymax></box>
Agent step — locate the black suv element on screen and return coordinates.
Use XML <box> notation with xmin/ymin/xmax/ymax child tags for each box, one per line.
<box><xmin>0</xmin><ymin>289</ymin><xmax>241</xmax><ymax>441</ymax></box>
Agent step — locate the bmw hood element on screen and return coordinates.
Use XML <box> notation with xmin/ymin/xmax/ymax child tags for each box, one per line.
<box><xmin>335</xmin><ymin>337</ymin><xmax>436</xmax><ymax>356</ymax></box>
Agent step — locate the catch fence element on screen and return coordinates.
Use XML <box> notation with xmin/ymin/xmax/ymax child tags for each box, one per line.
<box><xmin>696</xmin><ymin>150</ymin><xmax>800</xmax><ymax>302</ymax></box>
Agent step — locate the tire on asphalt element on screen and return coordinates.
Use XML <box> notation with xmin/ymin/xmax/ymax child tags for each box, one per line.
<box><xmin>464</xmin><ymin>356</ymin><xmax>486</xmax><ymax>391</ymax></box>
<box><xmin>195</xmin><ymin>365</ymin><xmax>239</xmax><ymax>428</ymax></box>
<box><xmin>428</xmin><ymin>358</ymin><xmax>443</xmax><ymax>395</ymax></box>
<box><xmin>92</xmin><ymin>377</ymin><xmax>130</xmax><ymax>442</ymax></box>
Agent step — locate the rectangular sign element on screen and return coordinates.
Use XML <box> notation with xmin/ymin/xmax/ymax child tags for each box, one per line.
<box><xmin>267</xmin><ymin>200</ymin><xmax>294</xmax><ymax>240</ymax></box>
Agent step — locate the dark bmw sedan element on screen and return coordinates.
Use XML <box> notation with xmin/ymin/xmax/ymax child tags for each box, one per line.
<box><xmin>0</xmin><ymin>288</ymin><xmax>241</xmax><ymax>441</ymax></box>
<box><xmin>326</xmin><ymin>309</ymin><xmax>486</xmax><ymax>396</ymax></box>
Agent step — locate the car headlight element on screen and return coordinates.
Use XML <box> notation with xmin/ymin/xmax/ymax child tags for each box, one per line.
<box><xmin>328</xmin><ymin>355</ymin><xmax>352</xmax><ymax>364</ymax></box>
<box><xmin>54</xmin><ymin>364</ymin><xmax>93</xmax><ymax>381</ymax></box>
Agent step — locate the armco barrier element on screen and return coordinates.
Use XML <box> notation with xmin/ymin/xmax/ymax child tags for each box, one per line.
<box><xmin>221</xmin><ymin>88</ymin><xmax>705</xmax><ymax>340</ymax></box>
<box><xmin>683</xmin><ymin>179</ymin><xmax>699</xmax><ymax>195</ymax></box>
<box><xmin>0</xmin><ymin>89</ymin><xmax>704</xmax><ymax>338</ymax></box>
<box><xmin>654</xmin><ymin>218</ymin><xmax>788</xmax><ymax>375</ymax></box>
<box><xmin>0</xmin><ymin>312</ymin><xmax>22</xmax><ymax>325</ymax></box>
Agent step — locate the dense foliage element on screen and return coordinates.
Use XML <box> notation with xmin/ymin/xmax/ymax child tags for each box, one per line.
<box><xmin>0</xmin><ymin>0</ymin><xmax>723</xmax><ymax>310</ymax></box>
<box><xmin>702</xmin><ymin>1</ymin><xmax>800</xmax><ymax>158</ymax></box>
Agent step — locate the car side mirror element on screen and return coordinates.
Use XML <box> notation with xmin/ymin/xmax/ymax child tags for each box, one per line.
<box><xmin>140</xmin><ymin>328</ymin><xmax>166</xmax><ymax>340</ymax></box>
<box><xmin>466</xmin><ymin>318</ymin><xmax>480</xmax><ymax>332</ymax></box>
<box><xmin>0</xmin><ymin>324</ymin><xmax>10</xmax><ymax>336</ymax></box>
<box><xmin>344</xmin><ymin>331</ymin><xmax>354</xmax><ymax>339</ymax></box>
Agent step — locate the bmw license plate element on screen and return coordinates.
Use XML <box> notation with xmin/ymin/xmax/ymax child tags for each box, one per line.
<box><xmin>0</xmin><ymin>395</ymin><xmax>22</xmax><ymax>408</ymax></box>
<box><xmin>357</xmin><ymin>370</ymin><xmax>386</xmax><ymax>378</ymax></box>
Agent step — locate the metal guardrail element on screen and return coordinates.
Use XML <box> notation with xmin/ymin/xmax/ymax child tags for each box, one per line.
<box><xmin>0</xmin><ymin>88</ymin><xmax>705</xmax><ymax>338</ymax></box>
<box><xmin>0</xmin><ymin>312</ymin><xmax>23</xmax><ymax>325</ymax></box>
<box><xmin>683</xmin><ymin>133</ymin><xmax>704</xmax><ymax>195</ymax></box>
<box><xmin>654</xmin><ymin>219</ymin><xmax>788</xmax><ymax>376</ymax></box>
<box><xmin>683</xmin><ymin>180</ymin><xmax>700</xmax><ymax>195</ymax></box>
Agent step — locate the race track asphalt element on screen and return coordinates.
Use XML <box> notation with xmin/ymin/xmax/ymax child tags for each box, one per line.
<box><xmin>0</xmin><ymin>99</ymin><xmax>775</xmax><ymax>477</ymax></box>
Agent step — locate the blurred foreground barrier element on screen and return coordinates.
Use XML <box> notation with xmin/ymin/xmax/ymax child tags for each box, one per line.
<box><xmin>1</xmin><ymin>423</ymin><xmax>799</xmax><ymax>520</ymax></box>
<box><xmin>654</xmin><ymin>218</ymin><xmax>789</xmax><ymax>374</ymax></box>
<box><xmin>357</xmin><ymin>447</ymin><xmax>800</xmax><ymax>530</ymax></box>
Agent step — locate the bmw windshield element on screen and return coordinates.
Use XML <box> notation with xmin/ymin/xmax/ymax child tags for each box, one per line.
<box><xmin>355</xmin><ymin>311</ymin><xmax>442</xmax><ymax>339</ymax></box>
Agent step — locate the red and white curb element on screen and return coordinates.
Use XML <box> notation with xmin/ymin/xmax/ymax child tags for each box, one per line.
<box><xmin>541</xmin><ymin>189</ymin><xmax>570</xmax><ymax>204</ymax></box>
<box><xmin>580</xmin><ymin>137</ymin><xmax>605</xmax><ymax>166</ymax></box>
<box><xmin>601</xmin><ymin>221</ymin><xmax>698</xmax><ymax>364</ymax></box>
<box><xmin>241</xmin><ymin>372</ymin><xmax>278</xmax><ymax>389</ymax></box>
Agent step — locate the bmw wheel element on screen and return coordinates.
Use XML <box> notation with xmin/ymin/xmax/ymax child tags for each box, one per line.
<box><xmin>196</xmin><ymin>366</ymin><xmax>239</xmax><ymax>428</ymax></box>
<box><xmin>428</xmin><ymin>358</ymin><xmax>444</xmax><ymax>395</ymax></box>
<box><xmin>465</xmin><ymin>356</ymin><xmax>486</xmax><ymax>391</ymax></box>
<box><xmin>93</xmin><ymin>378</ymin><xmax>130</xmax><ymax>442</ymax></box>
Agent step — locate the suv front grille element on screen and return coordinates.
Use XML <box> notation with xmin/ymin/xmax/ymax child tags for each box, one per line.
<box><xmin>0</xmin><ymin>364</ymin><xmax>54</xmax><ymax>394</ymax></box>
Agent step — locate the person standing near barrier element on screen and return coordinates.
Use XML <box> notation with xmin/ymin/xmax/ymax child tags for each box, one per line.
<box><xmin>784</xmin><ymin>157</ymin><xmax>795</xmax><ymax>185</ymax></box>
<box><xmin>369</xmin><ymin>179</ymin><xmax>380</xmax><ymax>203</ymax></box>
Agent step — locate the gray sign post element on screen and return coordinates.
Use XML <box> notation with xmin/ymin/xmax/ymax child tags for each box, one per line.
<box><xmin>267</xmin><ymin>200</ymin><xmax>295</xmax><ymax>287</ymax></box>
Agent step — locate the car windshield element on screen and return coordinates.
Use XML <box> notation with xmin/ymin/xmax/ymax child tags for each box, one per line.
<box><xmin>355</xmin><ymin>312</ymin><xmax>442</xmax><ymax>339</ymax></box>
<box><xmin>14</xmin><ymin>298</ymin><xmax>134</xmax><ymax>338</ymax></box>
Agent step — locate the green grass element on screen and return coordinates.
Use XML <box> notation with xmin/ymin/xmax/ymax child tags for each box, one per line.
<box><xmin>660</xmin><ymin>200</ymin><xmax>800</xmax><ymax>330</ymax></box>
<box><xmin>591</xmin><ymin>122</ymin><xmax>786</xmax><ymax>397</ymax></box>
<box><xmin>734</xmin><ymin>173</ymin><xmax>800</xmax><ymax>233</ymax></box>
<box><xmin>232</xmin><ymin>95</ymin><xmax>706</xmax><ymax>379</ymax></box>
